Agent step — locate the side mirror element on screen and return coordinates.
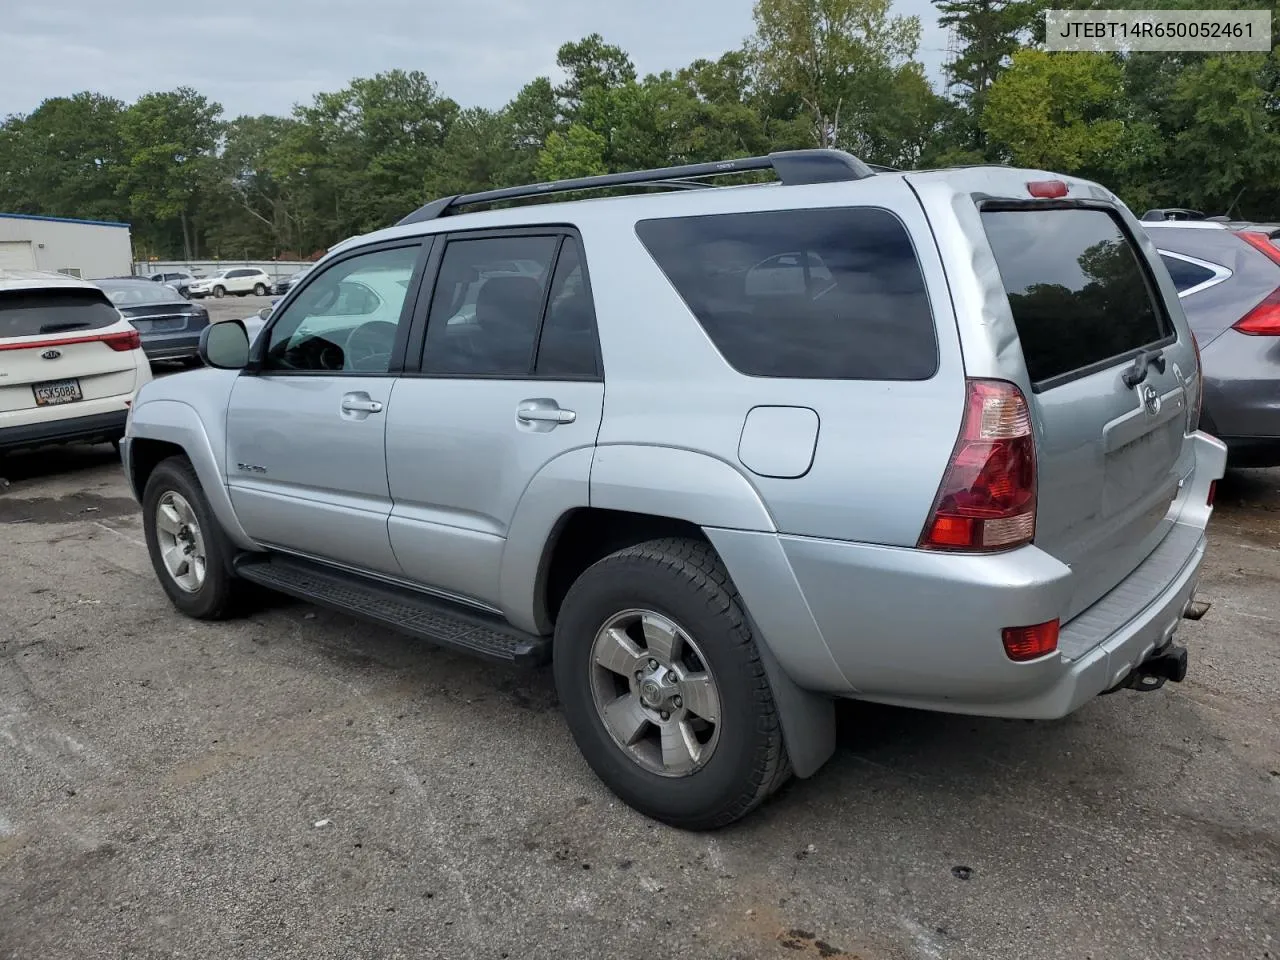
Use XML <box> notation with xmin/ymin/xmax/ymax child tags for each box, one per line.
<box><xmin>258</xmin><ymin>306</ymin><xmax>272</xmax><ymax>320</ymax></box>
<box><xmin>199</xmin><ymin>319</ymin><xmax>250</xmax><ymax>369</ymax></box>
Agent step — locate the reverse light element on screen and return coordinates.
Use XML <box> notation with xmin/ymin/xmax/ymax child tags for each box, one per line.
<box><xmin>920</xmin><ymin>379</ymin><xmax>1037</xmax><ymax>551</ymax></box>
<box><xmin>1002</xmin><ymin>620</ymin><xmax>1060</xmax><ymax>662</ymax></box>
<box><xmin>1026</xmin><ymin>180</ymin><xmax>1068</xmax><ymax>199</ymax></box>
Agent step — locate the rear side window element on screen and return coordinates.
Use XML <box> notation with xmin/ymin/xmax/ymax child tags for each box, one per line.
<box><xmin>1159</xmin><ymin>253</ymin><xmax>1216</xmax><ymax>294</ymax></box>
<box><xmin>982</xmin><ymin>208</ymin><xmax>1169</xmax><ymax>387</ymax></box>
<box><xmin>0</xmin><ymin>289</ymin><xmax>119</xmax><ymax>339</ymax></box>
<box><xmin>635</xmin><ymin>208</ymin><xmax>938</xmax><ymax>380</ymax></box>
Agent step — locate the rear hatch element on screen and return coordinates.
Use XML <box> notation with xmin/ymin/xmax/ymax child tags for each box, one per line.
<box><xmin>0</xmin><ymin>287</ymin><xmax>140</xmax><ymax>414</ymax></box>
<box><xmin>912</xmin><ymin>172</ymin><xmax>1200</xmax><ymax>622</ymax></box>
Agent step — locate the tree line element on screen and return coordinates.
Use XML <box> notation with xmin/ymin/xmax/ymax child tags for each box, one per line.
<box><xmin>1</xmin><ymin>0</ymin><xmax>1276</xmax><ymax>262</ymax></box>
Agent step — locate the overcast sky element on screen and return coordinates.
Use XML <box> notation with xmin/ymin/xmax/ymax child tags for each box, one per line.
<box><xmin>0</xmin><ymin>1</ymin><xmax>951</xmax><ymax>121</ymax></box>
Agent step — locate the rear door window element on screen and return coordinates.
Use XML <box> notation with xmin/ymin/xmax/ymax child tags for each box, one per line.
<box><xmin>635</xmin><ymin>207</ymin><xmax>937</xmax><ymax>380</ymax></box>
<box><xmin>0</xmin><ymin>289</ymin><xmax>120</xmax><ymax>339</ymax></box>
<box><xmin>981</xmin><ymin>208</ymin><xmax>1170</xmax><ymax>388</ymax></box>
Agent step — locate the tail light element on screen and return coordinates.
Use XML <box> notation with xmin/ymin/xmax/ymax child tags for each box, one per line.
<box><xmin>1002</xmin><ymin>620</ymin><xmax>1059</xmax><ymax>662</ymax></box>
<box><xmin>1234</xmin><ymin>232</ymin><xmax>1280</xmax><ymax>336</ymax></box>
<box><xmin>1207</xmin><ymin>480</ymin><xmax>1217</xmax><ymax>507</ymax></box>
<box><xmin>102</xmin><ymin>329</ymin><xmax>142</xmax><ymax>352</ymax></box>
<box><xmin>1232</xmin><ymin>288</ymin><xmax>1280</xmax><ymax>336</ymax></box>
<box><xmin>920</xmin><ymin>379</ymin><xmax>1037</xmax><ymax>551</ymax></box>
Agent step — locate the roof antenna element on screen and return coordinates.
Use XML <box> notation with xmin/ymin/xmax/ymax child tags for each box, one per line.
<box><xmin>1223</xmin><ymin>186</ymin><xmax>1246</xmax><ymax>220</ymax></box>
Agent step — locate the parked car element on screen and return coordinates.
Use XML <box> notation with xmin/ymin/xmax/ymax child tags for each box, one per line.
<box><xmin>95</xmin><ymin>277</ymin><xmax>211</xmax><ymax>364</ymax></box>
<box><xmin>188</xmin><ymin>268</ymin><xmax>272</xmax><ymax>299</ymax></box>
<box><xmin>273</xmin><ymin>266</ymin><xmax>313</xmax><ymax>296</ymax></box>
<box><xmin>120</xmin><ymin>151</ymin><xmax>1225</xmax><ymax>829</ymax></box>
<box><xmin>1143</xmin><ymin>219</ymin><xmax>1280</xmax><ymax>466</ymax></box>
<box><xmin>0</xmin><ymin>269</ymin><xmax>151</xmax><ymax>452</ymax></box>
<box><xmin>149</xmin><ymin>271</ymin><xmax>198</xmax><ymax>298</ymax></box>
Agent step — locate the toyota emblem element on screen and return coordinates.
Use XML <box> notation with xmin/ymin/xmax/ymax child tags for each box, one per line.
<box><xmin>1141</xmin><ymin>383</ymin><xmax>1161</xmax><ymax>416</ymax></box>
<box><xmin>41</xmin><ymin>349</ymin><xmax>61</xmax><ymax>360</ymax></box>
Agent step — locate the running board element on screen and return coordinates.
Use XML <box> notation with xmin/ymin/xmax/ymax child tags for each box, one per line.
<box><xmin>233</xmin><ymin>554</ymin><xmax>550</xmax><ymax>666</ymax></box>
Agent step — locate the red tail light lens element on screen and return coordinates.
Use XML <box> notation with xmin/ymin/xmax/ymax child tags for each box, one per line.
<box><xmin>1026</xmin><ymin>180</ymin><xmax>1068</xmax><ymax>199</ymax></box>
<box><xmin>1238</xmin><ymin>230</ymin><xmax>1280</xmax><ymax>266</ymax></box>
<box><xmin>920</xmin><ymin>379</ymin><xmax>1037</xmax><ymax>551</ymax></box>
<box><xmin>1207</xmin><ymin>480</ymin><xmax>1217</xmax><ymax>507</ymax></box>
<box><xmin>1232</xmin><ymin>288</ymin><xmax>1280</xmax><ymax>336</ymax></box>
<box><xmin>1002</xmin><ymin>620</ymin><xmax>1059</xmax><ymax>662</ymax></box>
<box><xmin>102</xmin><ymin>329</ymin><xmax>141</xmax><ymax>352</ymax></box>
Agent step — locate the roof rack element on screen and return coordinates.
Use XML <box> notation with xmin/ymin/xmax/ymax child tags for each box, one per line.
<box><xmin>396</xmin><ymin>149</ymin><xmax>876</xmax><ymax>225</ymax></box>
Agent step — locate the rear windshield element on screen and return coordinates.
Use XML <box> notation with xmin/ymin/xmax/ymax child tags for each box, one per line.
<box><xmin>982</xmin><ymin>208</ymin><xmax>1169</xmax><ymax>387</ymax></box>
<box><xmin>0</xmin><ymin>289</ymin><xmax>119</xmax><ymax>339</ymax></box>
<box><xmin>636</xmin><ymin>207</ymin><xmax>938</xmax><ymax>380</ymax></box>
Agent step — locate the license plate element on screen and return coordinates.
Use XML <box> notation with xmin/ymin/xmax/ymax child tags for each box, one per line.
<box><xmin>33</xmin><ymin>378</ymin><xmax>83</xmax><ymax>406</ymax></box>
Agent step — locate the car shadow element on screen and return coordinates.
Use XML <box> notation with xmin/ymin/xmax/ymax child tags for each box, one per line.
<box><xmin>0</xmin><ymin>442</ymin><xmax>122</xmax><ymax>487</ymax></box>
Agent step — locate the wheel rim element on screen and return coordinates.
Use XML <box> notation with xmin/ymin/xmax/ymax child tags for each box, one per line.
<box><xmin>589</xmin><ymin>609</ymin><xmax>723</xmax><ymax>778</ymax></box>
<box><xmin>154</xmin><ymin>491</ymin><xmax>207</xmax><ymax>593</ymax></box>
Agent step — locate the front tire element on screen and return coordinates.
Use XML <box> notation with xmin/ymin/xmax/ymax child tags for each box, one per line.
<box><xmin>253</xmin><ymin>283</ymin><xmax>266</xmax><ymax>296</ymax></box>
<box><xmin>554</xmin><ymin>538</ymin><xmax>790</xmax><ymax>830</ymax></box>
<box><xmin>212</xmin><ymin>285</ymin><xmax>226</xmax><ymax>299</ymax></box>
<box><xmin>142</xmin><ymin>456</ymin><xmax>244</xmax><ymax>619</ymax></box>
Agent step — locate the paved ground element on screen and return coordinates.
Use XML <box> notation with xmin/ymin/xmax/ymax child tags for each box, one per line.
<box><xmin>200</xmin><ymin>294</ymin><xmax>276</xmax><ymax>326</ymax></box>
<box><xmin>0</xmin><ymin>447</ymin><xmax>1277</xmax><ymax>960</ymax></box>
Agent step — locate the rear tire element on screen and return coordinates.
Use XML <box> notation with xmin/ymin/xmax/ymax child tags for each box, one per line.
<box><xmin>212</xmin><ymin>286</ymin><xmax>225</xmax><ymax>299</ymax></box>
<box><xmin>142</xmin><ymin>456</ymin><xmax>245</xmax><ymax>620</ymax></box>
<box><xmin>553</xmin><ymin>538</ymin><xmax>790</xmax><ymax>830</ymax></box>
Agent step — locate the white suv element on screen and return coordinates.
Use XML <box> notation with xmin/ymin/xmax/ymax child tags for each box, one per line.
<box><xmin>188</xmin><ymin>268</ymin><xmax>272</xmax><ymax>299</ymax></box>
<box><xmin>0</xmin><ymin>270</ymin><xmax>152</xmax><ymax>453</ymax></box>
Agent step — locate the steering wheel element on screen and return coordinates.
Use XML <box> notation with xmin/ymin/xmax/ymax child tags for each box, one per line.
<box><xmin>344</xmin><ymin>320</ymin><xmax>399</xmax><ymax>371</ymax></box>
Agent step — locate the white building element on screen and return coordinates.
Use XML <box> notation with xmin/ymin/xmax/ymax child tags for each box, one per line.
<box><xmin>0</xmin><ymin>213</ymin><xmax>133</xmax><ymax>280</ymax></box>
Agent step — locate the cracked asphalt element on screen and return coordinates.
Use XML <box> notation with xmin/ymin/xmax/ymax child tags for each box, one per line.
<box><xmin>0</xmin><ymin>444</ymin><xmax>1277</xmax><ymax>960</ymax></box>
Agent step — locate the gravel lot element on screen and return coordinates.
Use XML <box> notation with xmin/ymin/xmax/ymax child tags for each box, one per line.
<box><xmin>0</xmin><ymin>445</ymin><xmax>1277</xmax><ymax>960</ymax></box>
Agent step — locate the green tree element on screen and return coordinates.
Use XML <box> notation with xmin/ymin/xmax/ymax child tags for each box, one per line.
<box><xmin>536</xmin><ymin>124</ymin><xmax>608</xmax><ymax>181</ymax></box>
<box><xmin>118</xmin><ymin>87</ymin><xmax>222</xmax><ymax>259</ymax></box>
<box><xmin>750</xmin><ymin>0</ymin><xmax>925</xmax><ymax>151</ymax></box>
<box><xmin>0</xmin><ymin>93</ymin><xmax>126</xmax><ymax>222</ymax></box>
<box><xmin>934</xmin><ymin>0</ymin><xmax>1040</xmax><ymax>154</ymax></box>
<box><xmin>982</xmin><ymin>50</ymin><xmax>1130</xmax><ymax>173</ymax></box>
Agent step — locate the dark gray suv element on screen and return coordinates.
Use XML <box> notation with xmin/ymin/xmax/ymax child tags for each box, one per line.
<box><xmin>1144</xmin><ymin>221</ymin><xmax>1280</xmax><ymax>465</ymax></box>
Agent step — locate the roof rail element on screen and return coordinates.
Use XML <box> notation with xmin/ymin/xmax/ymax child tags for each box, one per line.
<box><xmin>396</xmin><ymin>149</ymin><xmax>876</xmax><ymax>226</ymax></box>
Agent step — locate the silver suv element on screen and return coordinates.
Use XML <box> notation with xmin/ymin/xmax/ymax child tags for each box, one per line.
<box><xmin>120</xmin><ymin>151</ymin><xmax>1226</xmax><ymax>829</ymax></box>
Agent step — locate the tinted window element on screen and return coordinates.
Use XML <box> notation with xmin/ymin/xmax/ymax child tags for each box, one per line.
<box><xmin>635</xmin><ymin>208</ymin><xmax>937</xmax><ymax>380</ymax></box>
<box><xmin>264</xmin><ymin>245</ymin><xmax>419</xmax><ymax>374</ymax></box>
<box><xmin>0</xmin><ymin>289</ymin><xmax>119</xmax><ymax>339</ymax></box>
<box><xmin>422</xmin><ymin>236</ymin><xmax>558</xmax><ymax>376</ymax></box>
<box><xmin>982</xmin><ymin>209</ymin><xmax>1168</xmax><ymax>386</ymax></box>
<box><xmin>98</xmin><ymin>280</ymin><xmax>185</xmax><ymax>306</ymax></box>
<box><xmin>1160</xmin><ymin>254</ymin><xmax>1216</xmax><ymax>294</ymax></box>
<box><xmin>536</xmin><ymin>238</ymin><xmax>599</xmax><ymax>378</ymax></box>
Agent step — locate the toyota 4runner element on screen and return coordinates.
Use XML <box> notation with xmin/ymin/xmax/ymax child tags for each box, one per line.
<box><xmin>121</xmin><ymin>150</ymin><xmax>1226</xmax><ymax>829</ymax></box>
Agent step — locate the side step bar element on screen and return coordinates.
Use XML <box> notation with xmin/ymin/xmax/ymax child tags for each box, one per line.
<box><xmin>234</xmin><ymin>554</ymin><xmax>550</xmax><ymax>666</ymax></box>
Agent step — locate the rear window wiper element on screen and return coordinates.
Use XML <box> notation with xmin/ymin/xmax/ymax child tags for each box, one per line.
<box><xmin>1122</xmin><ymin>348</ymin><xmax>1166</xmax><ymax>389</ymax></box>
<box><xmin>39</xmin><ymin>321</ymin><xmax>93</xmax><ymax>333</ymax></box>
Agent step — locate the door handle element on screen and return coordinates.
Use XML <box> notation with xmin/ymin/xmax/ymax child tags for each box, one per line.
<box><xmin>517</xmin><ymin>402</ymin><xmax>576</xmax><ymax>425</ymax></box>
<box><xmin>341</xmin><ymin>394</ymin><xmax>383</xmax><ymax>414</ymax></box>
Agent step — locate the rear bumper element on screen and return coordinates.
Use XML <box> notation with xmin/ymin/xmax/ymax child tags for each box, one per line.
<box><xmin>141</xmin><ymin>333</ymin><xmax>202</xmax><ymax>361</ymax></box>
<box><xmin>0</xmin><ymin>408</ymin><xmax>127</xmax><ymax>451</ymax></box>
<box><xmin>708</xmin><ymin>432</ymin><xmax>1228</xmax><ymax>719</ymax></box>
<box><xmin>1201</xmin><ymin>328</ymin><xmax>1280</xmax><ymax>441</ymax></box>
